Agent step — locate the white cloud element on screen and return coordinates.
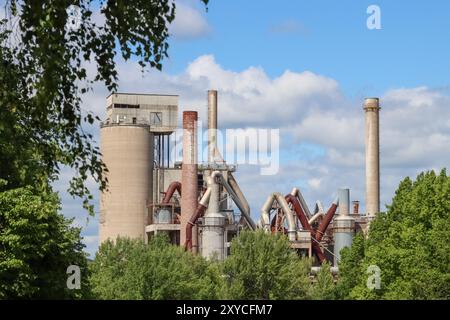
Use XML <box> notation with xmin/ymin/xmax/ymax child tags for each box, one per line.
<box><xmin>170</xmin><ymin>2</ymin><xmax>211</xmax><ymax>40</ymax></box>
<box><xmin>64</xmin><ymin>54</ymin><xmax>450</xmax><ymax>255</ymax></box>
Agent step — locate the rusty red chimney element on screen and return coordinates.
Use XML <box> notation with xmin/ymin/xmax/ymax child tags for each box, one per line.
<box><xmin>352</xmin><ymin>200</ymin><xmax>360</xmax><ymax>214</ymax></box>
<box><xmin>180</xmin><ymin>111</ymin><xmax>199</xmax><ymax>251</ymax></box>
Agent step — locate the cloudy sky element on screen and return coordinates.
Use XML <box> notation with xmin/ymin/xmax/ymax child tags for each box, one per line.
<box><xmin>56</xmin><ymin>0</ymin><xmax>450</xmax><ymax>257</ymax></box>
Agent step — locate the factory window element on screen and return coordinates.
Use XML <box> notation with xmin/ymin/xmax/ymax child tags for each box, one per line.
<box><xmin>151</xmin><ymin>112</ymin><xmax>162</xmax><ymax>126</ymax></box>
<box><xmin>132</xmin><ymin>117</ymin><xmax>137</xmax><ymax>124</ymax></box>
<box><xmin>113</xmin><ymin>103</ymin><xmax>140</xmax><ymax>109</ymax></box>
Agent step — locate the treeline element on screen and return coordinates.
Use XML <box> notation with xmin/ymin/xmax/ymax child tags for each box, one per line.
<box><xmin>1</xmin><ymin>169</ymin><xmax>450</xmax><ymax>299</ymax></box>
<box><xmin>89</xmin><ymin>231</ymin><xmax>334</xmax><ymax>300</ymax></box>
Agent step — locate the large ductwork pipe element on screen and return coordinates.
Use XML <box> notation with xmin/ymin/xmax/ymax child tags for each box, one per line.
<box><xmin>285</xmin><ymin>194</ymin><xmax>326</xmax><ymax>262</ymax></box>
<box><xmin>228</xmin><ymin>173</ymin><xmax>251</xmax><ymax>218</ymax></box>
<box><xmin>212</xmin><ymin>171</ymin><xmax>255</xmax><ymax>230</ymax></box>
<box><xmin>261</xmin><ymin>193</ymin><xmax>296</xmax><ymax>241</ymax></box>
<box><xmin>180</xmin><ymin>111</ymin><xmax>199</xmax><ymax>252</ymax></box>
<box><xmin>316</xmin><ymin>197</ymin><xmax>339</xmax><ymax>242</ymax></box>
<box><xmin>308</xmin><ymin>212</ymin><xmax>323</xmax><ymax>225</ymax></box>
<box><xmin>185</xmin><ymin>188</ymin><xmax>212</xmax><ymax>251</ymax></box>
<box><xmin>290</xmin><ymin>187</ymin><xmax>312</xmax><ymax>218</ymax></box>
<box><xmin>161</xmin><ymin>181</ymin><xmax>181</xmax><ymax>204</ymax></box>
<box><xmin>364</xmin><ymin>98</ymin><xmax>381</xmax><ymax>217</ymax></box>
<box><xmin>285</xmin><ymin>194</ymin><xmax>313</xmax><ymax>234</ymax></box>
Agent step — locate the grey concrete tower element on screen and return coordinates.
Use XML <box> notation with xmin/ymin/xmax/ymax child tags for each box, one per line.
<box><xmin>99</xmin><ymin>93</ymin><xmax>178</xmax><ymax>243</ymax></box>
<box><xmin>333</xmin><ymin>188</ymin><xmax>355</xmax><ymax>266</ymax></box>
<box><xmin>364</xmin><ymin>98</ymin><xmax>381</xmax><ymax>217</ymax></box>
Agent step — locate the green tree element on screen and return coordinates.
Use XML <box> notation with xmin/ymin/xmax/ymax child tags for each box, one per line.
<box><xmin>335</xmin><ymin>233</ymin><xmax>366</xmax><ymax>299</ymax></box>
<box><xmin>221</xmin><ymin>230</ymin><xmax>312</xmax><ymax>300</ymax></box>
<box><xmin>0</xmin><ymin>0</ymin><xmax>208</xmax><ymax>213</ymax></box>
<box><xmin>337</xmin><ymin>169</ymin><xmax>450</xmax><ymax>300</ymax></box>
<box><xmin>310</xmin><ymin>261</ymin><xmax>336</xmax><ymax>300</ymax></box>
<box><xmin>0</xmin><ymin>182</ymin><xmax>90</xmax><ymax>299</ymax></box>
<box><xmin>89</xmin><ymin>235</ymin><xmax>219</xmax><ymax>300</ymax></box>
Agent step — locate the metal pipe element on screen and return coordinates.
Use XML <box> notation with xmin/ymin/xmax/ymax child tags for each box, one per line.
<box><xmin>290</xmin><ymin>187</ymin><xmax>312</xmax><ymax>218</ymax></box>
<box><xmin>212</xmin><ymin>171</ymin><xmax>256</xmax><ymax>230</ymax></box>
<box><xmin>161</xmin><ymin>181</ymin><xmax>181</xmax><ymax>204</ymax></box>
<box><xmin>364</xmin><ymin>98</ymin><xmax>381</xmax><ymax>217</ymax></box>
<box><xmin>308</xmin><ymin>212</ymin><xmax>323</xmax><ymax>225</ymax></box>
<box><xmin>180</xmin><ymin>111</ymin><xmax>199</xmax><ymax>251</ymax></box>
<box><xmin>228</xmin><ymin>173</ymin><xmax>251</xmax><ymax>217</ymax></box>
<box><xmin>184</xmin><ymin>188</ymin><xmax>212</xmax><ymax>251</ymax></box>
<box><xmin>285</xmin><ymin>194</ymin><xmax>313</xmax><ymax>234</ymax></box>
<box><xmin>285</xmin><ymin>194</ymin><xmax>326</xmax><ymax>262</ymax></box>
<box><xmin>261</xmin><ymin>192</ymin><xmax>296</xmax><ymax>241</ymax></box>
<box><xmin>316</xmin><ymin>197</ymin><xmax>339</xmax><ymax>242</ymax></box>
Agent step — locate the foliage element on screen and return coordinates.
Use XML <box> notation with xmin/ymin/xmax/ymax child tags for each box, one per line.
<box><xmin>310</xmin><ymin>261</ymin><xmax>336</xmax><ymax>300</ymax></box>
<box><xmin>337</xmin><ymin>169</ymin><xmax>450</xmax><ymax>300</ymax></box>
<box><xmin>335</xmin><ymin>232</ymin><xmax>365</xmax><ymax>299</ymax></box>
<box><xmin>89</xmin><ymin>235</ymin><xmax>218</xmax><ymax>300</ymax></box>
<box><xmin>0</xmin><ymin>182</ymin><xmax>90</xmax><ymax>299</ymax></box>
<box><xmin>0</xmin><ymin>0</ymin><xmax>208</xmax><ymax>213</ymax></box>
<box><xmin>221</xmin><ymin>230</ymin><xmax>312</xmax><ymax>300</ymax></box>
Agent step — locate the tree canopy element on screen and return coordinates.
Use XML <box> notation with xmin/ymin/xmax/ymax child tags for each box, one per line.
<box><xmin>337</xmin><ymin>169</ymin><xmax>450</xmax><ymax>300</ymax></box>
<box><xmin>89</xmin><ymin>235</ymin><xmax>218</xmax><ymax>300</ymax></box>
<box><xmin>0</xmin><ymin>182</ymin><xmax>89</xmax><ymax>299</ymax></box>
<box><xmin>0</xmin><ymin>0</ymin><xmax>208</xmax><ymax>213</ymax></box>
<box><xmin>221</xmin><ymin>230</ymin><xmax>312</xmax><ymax>300</ymax></box>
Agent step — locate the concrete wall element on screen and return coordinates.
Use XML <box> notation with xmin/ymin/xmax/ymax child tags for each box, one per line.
<box><xmin>99</xmin><ymin>125</ymin><xmax>154</xmax><ymax>243</ymax></box>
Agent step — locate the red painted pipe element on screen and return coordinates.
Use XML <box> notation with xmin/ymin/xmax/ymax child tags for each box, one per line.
<box><xmin>316</xmin><ymin>200</ymin><xmax>338</xmax><ymax>242</ymax></box>
<box><xmin>285</xmin><ymin>194</ymin><xmax>314</xmax><ymax>234</ymax></box>
<box><xmin>161</xmin><ymin>181</ymin><xmax>182</xmax><ymax>204</ymax></box>
<box><xmin>184</xmin><ymin>204</ymin><xmax>207</xmax><ymax>251</ymax></box>
<box><xmin>285</xmin><ymin>194</ymin><xmax>326</xmax><ymax>263</ymax></box>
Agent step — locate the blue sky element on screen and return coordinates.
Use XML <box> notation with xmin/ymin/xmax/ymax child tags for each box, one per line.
<box><xmin>52</xmin><ymin>0</ymin><xmax>450</xmax><ymax>257</ymax></box>
<box><xmin>167</xmin><ymin>0</ymin><xmax>450</xmax><ymax>96</ymax></box>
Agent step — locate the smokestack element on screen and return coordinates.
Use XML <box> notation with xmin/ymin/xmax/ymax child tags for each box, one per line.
<box><xmin>364</xmin><ymin>98</ymin><xmax>380</xmax><ymax>217</ymax></box>
<box><xmin>338</xmin><ymin>188</ymin><xmax>350</xmax><ymax>216</ymax></box>
<box><xmin>352</xmin><ymin>200</ymin><xmax>360</xmax><ymax>214</ymax></box>
<box><xmin>180</xmin><ymin>111</ymin><xmax>199</xmax><ymax>251</ymax></box>
<box><xmin>333</xmin><ymin>188</ymin><xmax>355</xmax><ymax>266</ymax></box>
<box><xmin>208</xmin><ymin>90</ymin><xmax>218</xmax><ymax>163</ymax></box>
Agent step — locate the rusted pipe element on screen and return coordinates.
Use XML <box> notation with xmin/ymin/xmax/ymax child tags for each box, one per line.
<box><xmin>316</xmin><ymin>197</ymin><xmax>339</xmax><ymax>242</ymax></box>
<box><xmin>285</xmin><ymin>194</ymin><xmax>326</xmax><ymax>263</ymax></box>
<box><xmin>285</xmin><ymin>194</ymin><xmax>313</xmax><ymax>234</ymax></box>
<box><xmin>290</xmin><ymin>187</ymin><xmax>312</xmax><ymax>218</ymax></box>
<box><xmin>184</xmin><ymin>188</ymin><xmax>212</xmax><ymax>251</ymax></box>
<box><xmin>161</xmin><ymin>181</ymin><xmax>181</xmax><ymax>204</ymax></box>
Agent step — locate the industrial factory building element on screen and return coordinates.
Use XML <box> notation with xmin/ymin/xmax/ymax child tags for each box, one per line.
<box><xmin>99</xmin><ymin>90</ymin><xmax>381</xmax><ymax>268</ymax></box>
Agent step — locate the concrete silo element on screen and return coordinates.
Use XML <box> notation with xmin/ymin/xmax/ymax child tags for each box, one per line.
<box><xmin>99</xmin><ymin>93</ymin><xmax>178</xmax><ymax>243</ymax></box>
